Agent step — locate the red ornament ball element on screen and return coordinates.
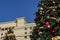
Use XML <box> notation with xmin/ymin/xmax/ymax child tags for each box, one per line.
<box><xmin>45</xmin><ymin>21</ymin><xmax>49</xmax><ymax>26</ymax></box>
<box><xmin>50</xmin><ymin>29</ymin><xmax>56</xmax><ymax>34</ymax></box>
<box><xmin>48</xmin><ymin>1</ymin><xmax>52</xmax><ymax>5</ymax></box>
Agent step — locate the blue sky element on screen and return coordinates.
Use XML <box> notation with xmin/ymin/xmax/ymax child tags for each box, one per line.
<box><xmin>0</xmin><ymin>0</ymin><xmax>40</xmax><ymax>23</ymax></box>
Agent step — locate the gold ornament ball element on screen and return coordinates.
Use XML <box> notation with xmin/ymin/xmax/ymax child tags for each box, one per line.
<box><xmin>53</xmin><ymin>9</ymin><xmax>55</xmax><ymax>11</ymax></box>
<box><xmin>40</xmin><ymin>7</ymin><xmax>43</xmax><ymax>10</ymax></box>
<box><xmin>48</xmin><ymin>25</ymin><xmax>50</xmax><ymax>28</ymax></box>
<box><xmin>40</xmin><ymin>11</ymin><xmax>43</xmax><ymax>13</ymax></box>
<box><xmin>38</xmin><ymin>32</ymin><xmax>42</xmax><ymax>35</ymax></box>
<box><xmin>56</xmin><ymin>19</ymin><xmax>59</xmax><ymax>23</ymax></box>
<box><xmin>39</xmin><ymin>26</ymin><xmax>44</xmax><ymax>29</ymax></box>
<box><xmin>51</xmin><ymin>37</ymin><xmax>57</xmax><ymax>40</ymax></box>
<box><xmin>53</xmin><ymin>1</ymin><xmax>55</xmax><ymax>4</ymax></box>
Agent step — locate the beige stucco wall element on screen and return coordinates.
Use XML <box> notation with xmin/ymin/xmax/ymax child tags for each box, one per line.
<box><xmin>0</xmin><ymin>21</ymin><xmax>16</xmax><ymax>28</ymax></box>
<box><xmin>16</xmin><ymin>18</ymin><xmax>27</xmax><ymax>27</ymax></box>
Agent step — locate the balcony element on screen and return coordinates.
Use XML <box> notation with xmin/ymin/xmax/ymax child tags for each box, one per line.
<box><xmin>7</xmin><ymin>33</ymin><xmax>14</xmax><ymax>37</ymax></box>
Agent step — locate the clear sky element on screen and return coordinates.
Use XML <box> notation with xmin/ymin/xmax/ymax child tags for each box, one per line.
<box><xmin>0</xmin><ymin>0</ymin><xmax>40</xmax><ymax>23</ymax></box>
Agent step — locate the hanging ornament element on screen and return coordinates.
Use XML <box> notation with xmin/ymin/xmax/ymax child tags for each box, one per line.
<box><xmin>38</xmin><ymin>32</ymin><xmax>42</xmax><ymax>35</ymax></box>
<box><xmin>47</xmin><ymin>25</ymin><xmax>50</xmax><ymax>28</ymax></box>
<box><xmin>53</xmin><ymin>9</ymin><xmax>55</xmax><ymax>11</ymax></box>
<box><xmin>40</xmin><ymin>7</ymin><xmax>43</xmax><ymax>10</ymax></box>
<box><xmin>53</xmin><ymin>1</ymin><xmax>55</xmax><ymax>4</ymax></box>
<box><xmin>44</xmin><ymin>21</ymin><xmax>50</xmax><ymax>26</ymax></box>
<box><xmin>40</xmin><ymin>11</ymin><xmax>44</xmax><ymax>15</ymax></box>
<box><xmin>50</xmin><ymin>29</ymin><xmax>56</xmax><ymax>34</ymax></box>
<box><xmin>40</xmin><ymin>11</ymin><xmax>43</xmax><ymax>13</ymax></box>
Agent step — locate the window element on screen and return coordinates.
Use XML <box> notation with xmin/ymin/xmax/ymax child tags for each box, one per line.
<box><xmin>25</xmin><ymin>32</ymin><xmax>27</xmax><ymax>34</ymax></box>
<box><xmin>5</xmin><ymin>28</ymin><xmax>8</xmax><ymax>30</ymax></box>
<box><xmin>25</xmin><ymin>36</ymin><xmax>27</xmax><ymax>39</ymax></box>
<box><xmin>1</xmin><ymin>28</ymin><xmax>4</xmax><ymax>31</ymax></box>
<box><xmin>30</xmin><ymin>27</ymin><xmax>32</xmax><ymax>29</ymax></box>
<box><xmin>29</xmin><ymin>35</ymin><xmax>33</xmax><ymax>38</ymax></box>
<box><xmin>1</xmin><ymin>33</ymin><xmax>3</xmax><ymax>35</ymax></box>
<box><xmin>25</xmin><ymin>27</ymin><xmax>27</xmax><ymax>30</ymax></box>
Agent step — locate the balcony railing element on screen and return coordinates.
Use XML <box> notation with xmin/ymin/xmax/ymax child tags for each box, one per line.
<box><xmin>7</xmin><ymin>33</ymin><xmax>14</xmax><ymax>37</ymax></box>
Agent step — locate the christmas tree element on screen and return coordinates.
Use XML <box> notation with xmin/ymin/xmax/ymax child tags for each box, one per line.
<box><xmin>30</xmin><ymin>0</ymin><xmax>60</xmax><ymax>40</ymax></box>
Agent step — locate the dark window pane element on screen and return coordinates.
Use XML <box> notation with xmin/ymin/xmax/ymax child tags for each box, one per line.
<box><xmin>2</xmin><ymin>28</ymin><xmax>4</xmax><ymax>31</ymax></box>
<box><xmin>25</xmin><ymin>36</ymin><xmax>27</xmax><ymax>39</ymax></box>
<box><xmin>30</xmin><ymin>27</ymin><xmax>32</xmax><ymax>29</ymax></box>
<box><xmin>25</xmin><ymin>32</ymin><xmax>27</xmax><ymax>34</ymax></box>
<box><xmin>25</xmin><ymin>28</ymin><xmax>27</xmax><ymax>30</ymax></box>
<box><xmin>5</xmin><ymin>28</ymin><xmax>8</xmax><ymax>30</ymax></box>
<box><xmin>1</xmin><ymin>33</ymin><xmax>3</xmax><ymax>35</ymax></box>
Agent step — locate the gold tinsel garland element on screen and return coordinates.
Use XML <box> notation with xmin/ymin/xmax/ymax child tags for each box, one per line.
<box><xmin>51</xmin><ymin>36</ymin><xmax>60</xmax><ymax>40</ymax></box>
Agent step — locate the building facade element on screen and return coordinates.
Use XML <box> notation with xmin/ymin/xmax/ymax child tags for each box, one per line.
<box><xmin>0</xmin><ymin>17</ymin><xmax>36</xmax><ymax>40</ymax></box>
